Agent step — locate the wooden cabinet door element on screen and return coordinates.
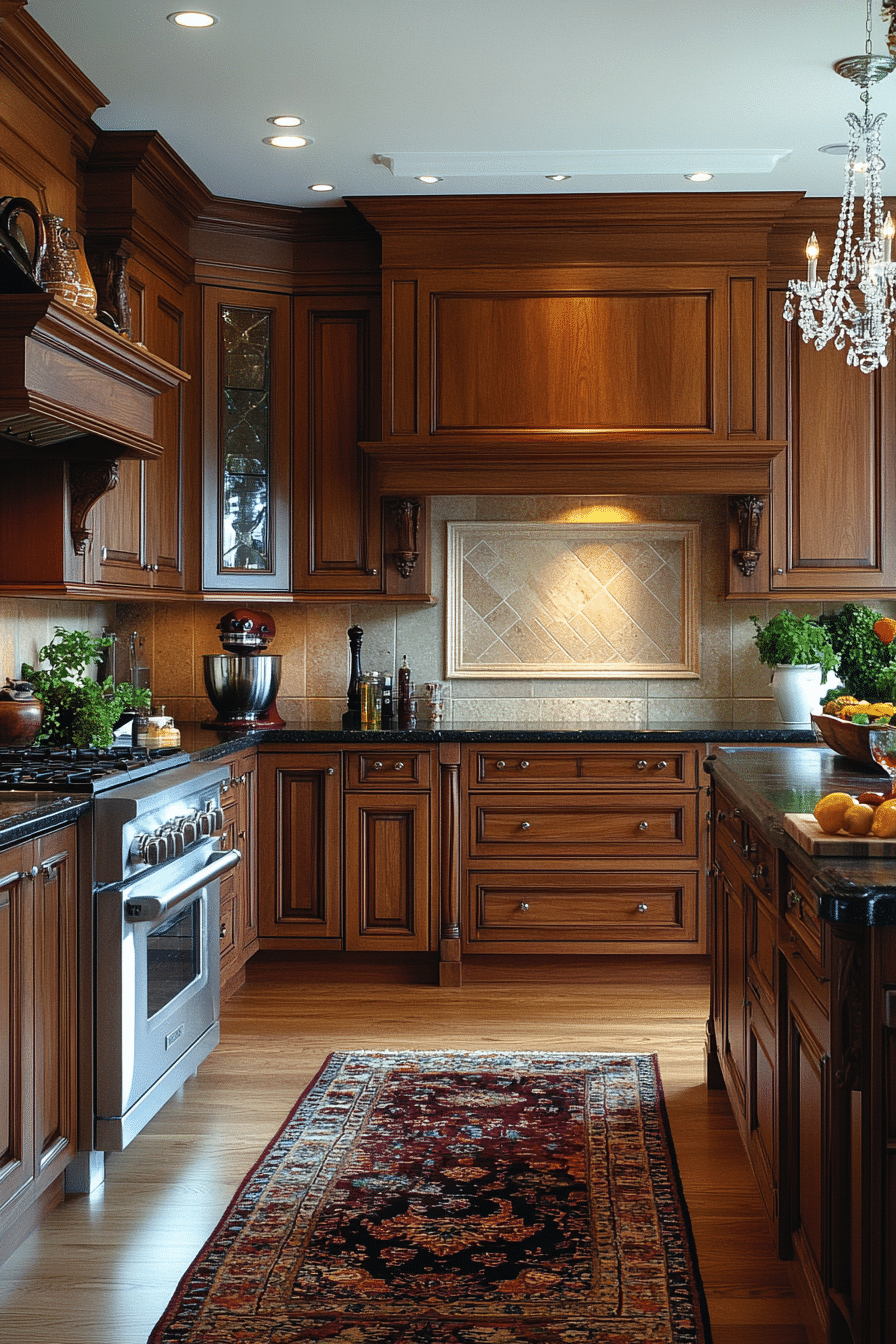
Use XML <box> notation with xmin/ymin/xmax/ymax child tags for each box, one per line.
<box><xmin>782</xmin><ymin>958</ymin><xmax>831</xmax><ymax>1340</ymax></box>
<box><xmin>767</xmin><ymin>289</ymin><xmax>896</xmax><ymax>595</ymax></box>
<box><xmin>719</xmin><ymin>866</ymin><xmax>748</xmax><ymax>1117</ymax></box>
<box><xmin>31</xmin><ymin>828</ymin><xmax>77</xmax><ymax>1185</ymax></box>
<box><xmin>0</xmin><ymin>848</ymin><xmax>33</xmax><ymax>1223</ymax></box>
<box><xmin>257</xmin><ymin>752</ymin><xmax>341</xmax><ymax>944</ymax></box>
<box><xmin>234</xmin><ymin>753</ymin><xmax>258</xmax><ymax>958</ymax></box>
<box><xmin>343</xmin><ymin>793</ymin><xmax>433</xmax><ymax>951</ymax></box>
<box><xmin>292</xmin><ymin>295</ymin><xmax>383</xmax><ymax>596</ymax></box>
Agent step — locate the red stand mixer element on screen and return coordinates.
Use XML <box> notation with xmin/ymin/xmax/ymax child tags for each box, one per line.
<box><xmin>202</xmin><ymin>609</ymin><xmax>284</xmax><ymax>729</ymax></box>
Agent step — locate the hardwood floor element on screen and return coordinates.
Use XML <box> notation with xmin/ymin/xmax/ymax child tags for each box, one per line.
<box><xmin>0</xmin><ymin>953</ymin><xmax>807</xmax><ymax>1343</ymax></box>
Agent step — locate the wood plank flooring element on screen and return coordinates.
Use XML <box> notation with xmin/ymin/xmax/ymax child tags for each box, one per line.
<box><xmin>0</xmin><ymin>954</ymin><xmax>808</xmax><ymax>1343</ymax></box>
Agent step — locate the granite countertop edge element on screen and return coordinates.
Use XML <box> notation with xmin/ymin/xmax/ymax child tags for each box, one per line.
<box><xmin>0</xmin><ymin>795</ymin><xmax>90</xmax><ymax>847</ymax></box>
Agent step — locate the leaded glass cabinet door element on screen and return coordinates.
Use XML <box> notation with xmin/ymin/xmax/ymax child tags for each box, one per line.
<box><xmin>202</xmin><ymin>288</ymin><xmax>291</xmax><ymax>591</ymax></box>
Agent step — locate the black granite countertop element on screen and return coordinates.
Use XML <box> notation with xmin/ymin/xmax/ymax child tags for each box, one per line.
<box><xmin>706</xmin><ymin>744</ymin><xmax>896</xmax><ymax>926</ymax></box>
<box><xmin>178</xmin><ymin>721</ymin><xmax>817</xmax><ymax>760</ymax></box>
<box><xmin>0</xmin><ymin>793</ymin><xmax>90</xmax><ymax>847</ymax></box>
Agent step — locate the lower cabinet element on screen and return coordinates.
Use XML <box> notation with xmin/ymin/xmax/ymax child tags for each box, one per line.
<box><xmin>0</xmin><ymin>824</ymin><xmax>78</xmax><ymax>1261</ymax></box>
<box><xmin>708</xmin><ymin>779</ymin><xmax>896</xmax><ymax>1344</ymax></box>
<box><xmin>218</xmin><ymin>748</ymin><xmax>258</xmax><ymax>1000</ymax></box>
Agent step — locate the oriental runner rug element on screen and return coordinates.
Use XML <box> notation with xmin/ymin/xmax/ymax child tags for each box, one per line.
<box><xmin>147</xmin><ymin>1050</ymin><xmax>712</xmax><ymax>1344</ymax></box>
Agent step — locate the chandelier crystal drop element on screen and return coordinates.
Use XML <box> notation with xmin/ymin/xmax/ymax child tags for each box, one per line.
<box><xmin>783</xmin><ymin>0</ymin><xmax>896</xmax><ymax>373</ymax></box>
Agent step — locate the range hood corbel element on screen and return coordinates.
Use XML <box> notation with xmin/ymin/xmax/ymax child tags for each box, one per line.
<box><xmin>0</xmin><ymin>292</ymin><xmax>188</xmax><ymax>460</ymax></box>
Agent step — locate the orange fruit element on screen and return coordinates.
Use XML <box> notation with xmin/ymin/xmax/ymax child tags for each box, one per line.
<box><xmin>874</xmin><ymin>617</ymin><xmax>896</xmax><ymax>645</ymax></box>
<box><xmin>813</xmin><ymin>792</ymin><xmax>855</xmax><ymax>833</ymax></box>
<box><xmin>843</xmin><ymin>802</ymin><xmax>875</xmax><ymax>835</ymax></box>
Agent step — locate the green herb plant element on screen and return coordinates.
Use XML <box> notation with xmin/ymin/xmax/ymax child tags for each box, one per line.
<box><xmin>21</xmin><ymin>627</ymin><xmax>150</xmax><ymax>748</ymax></box>
<box><xmin>750</xmin><ymin>611</ymin><xmax>838</xmax><ymax>678</ymax></box>
<box><xmin>818</xmin><ymin>603</ymin><xmax>896</xmax><ymax>702</ymax></box>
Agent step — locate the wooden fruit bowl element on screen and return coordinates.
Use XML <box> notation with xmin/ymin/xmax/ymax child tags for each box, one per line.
<box><xmin>811</xmin><ymin>713</ymin><xmax>887</xmax><ymax>768</ymax></box>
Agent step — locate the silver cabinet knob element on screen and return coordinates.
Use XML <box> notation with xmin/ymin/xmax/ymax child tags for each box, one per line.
<box><xmin>220</xmin><ymin>922</ymin><xmax>228</xmax><ymax>939</ymax></box>
<box><xmin>394</xmin><ymin>760</ymin><xmax>404</xmax><ymax>770</ymax></box>
<box><xmin>495</xmin><ymin>760</ymin><xmax>506</xmax><ymax>770</ymax></box>
<box><xmin>519</xmin><ymin>760</ymin><xmax>529</xmax><ymax>769</ymax></box>
<box><xmin>656</xmin><ymin>760</ymin><xmax>667</xmax><ymax>770</ymax></box>
<box><xmin>519</xmin><ymin>901</ymin><xmax>530</xmax><ymax>911</ymax></box>
<box><xmin>327</xmin><ymin>767</ymin><xmax>335</xmax><ymax>775</ymax></box>
<box><xmin>373</xmin><ymin>761</ymin><xmax>384</xmax><ymax>770</ymax></box>
<box><xmin>637</xmin><ymin>759</ymin><xmax>647</xmax><ymax>770</ymax></box>
<box><xmin>520</xmin><ymin>821</ymin><xmax>531</xmax><ymax>830</ymax></box>
<box><xmin>28</xmin><ymin>864</ymin><xmax>39</xmax><ymax>879</ymax></box>
<box><xmin>638</xmin><ymin>820</ymin><xmax>649</xmax><ymax>831</ymax></box>
<box><xmin>636</xmin><ymin>903</ymin><xmax>648</xmax><ymax>913</ymax></box>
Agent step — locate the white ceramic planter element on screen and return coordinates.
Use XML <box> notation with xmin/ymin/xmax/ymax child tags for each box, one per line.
<box><xmin>769</xmin><ymin>663</ymin><xmax>834</xmax><ymax>725</ymax></box>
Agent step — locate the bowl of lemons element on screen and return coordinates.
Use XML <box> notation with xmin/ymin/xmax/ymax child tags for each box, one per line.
<box><xmin>811</xmin><ymin>695</ymin><xmax>896</xmax><ymax>765</ymax></box>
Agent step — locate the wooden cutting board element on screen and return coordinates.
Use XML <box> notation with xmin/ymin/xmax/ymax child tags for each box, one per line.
<box><xmin>784</xmin><ymin>813</ymin><xmax>896</xmax><ymax>856</ymax></box>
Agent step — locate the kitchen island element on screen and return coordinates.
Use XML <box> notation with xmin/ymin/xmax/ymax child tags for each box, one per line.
<box><xmin>705</xmin><ymin>744</ymin><xmax>896</xmax><ymax>1344</ymax></box>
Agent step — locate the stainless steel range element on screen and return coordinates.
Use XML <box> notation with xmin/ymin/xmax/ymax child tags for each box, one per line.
<box><xmin>91</xmin><ymin>758</ymin><xmax>240</xmax><ymax>1152</ymax></box>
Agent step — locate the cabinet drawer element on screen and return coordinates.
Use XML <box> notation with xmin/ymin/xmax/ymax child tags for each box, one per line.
<box><xmin>464</xmin><ymin>871</ymin><xmax>698</xmax><ymax>945</ymax></box>
<box><xmin>470</xmin><ymin>748</ymin><xmax>697</xmax><ymax>789</ymax></box>
<box><xmin>469</xmin><ymin>794</ymin><xmax>698</xmax><ymax>857</ymax></box>
<box><xmin>714</xmin><ymin>790</ymin><xmax>775</xmax><ymax>896</ymax></box>
<box><xmin>345</xmin><ymin>749</ymin><xmax>431</xmax><ymax>789</ymax></box>
<box><xmin>783</xmin><ymin>865</ymin><xmax>826</xmax><ymax>971</ymax></box>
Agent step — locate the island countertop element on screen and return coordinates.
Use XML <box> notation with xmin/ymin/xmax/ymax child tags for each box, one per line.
<box><xmin>705</xmin><ymin>743</ymin><xmax>896</xmax><ymax>926</ymax></box>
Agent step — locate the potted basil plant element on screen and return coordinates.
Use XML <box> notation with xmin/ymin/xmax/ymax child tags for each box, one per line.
<box><xmin>750</xmin><ymin>612</ymin><xmax>839</xmax><ymax>725</ymax></box>
<box><xmin>21</xmin><ymin>626</ymin><xmax>150</xmax><ymax>748</ymax></box>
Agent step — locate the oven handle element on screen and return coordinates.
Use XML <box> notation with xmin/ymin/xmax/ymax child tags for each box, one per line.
<box><xmin>123</xmin><ymin>848</ymin><xmax>242</xmax><ymax>922</ymax></box>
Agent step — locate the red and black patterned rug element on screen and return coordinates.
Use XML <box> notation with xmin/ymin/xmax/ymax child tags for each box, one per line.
<box><xmin>148</xmin><ymin>1050</ymin><xmax>712</xmax><ymax>1344</ymax></box>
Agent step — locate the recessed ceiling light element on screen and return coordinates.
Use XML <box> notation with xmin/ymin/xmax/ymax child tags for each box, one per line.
<box><xmin>263</xmin><ymin>135</ymin><xmax>313</xmax><ymax>149</ymax></box>
<box><xmin>546</xmin><ymin>174</ymin><xmax>571</xmax><ymax>181</ymax></box>
<box><xmin>167</xmin><ymin>11</ymin><xmax>217</xmax><ymax>26</ymax></box>
<box><xmin>819</xmin><ymin>143</ymin><xmax>850</xmax><ymax>155</ymax></box>
<box><xmin>268</xmin><ymin>115</ymin><xmax>304</xmax><ymax>128</ymax></box>
<box><xmin>685</xmin><ymin>172</ymin><xmax>713</xmax><ymax>182</ymax></box>
<box><xmin>309</xmin><ymin>183</ymin><xmax>334</xmax><ymax>192</ymax></box>
<box><xmin>416</xmin><ymin>175</ymin><xmax>442</xmax><ymax>183</ymax></box>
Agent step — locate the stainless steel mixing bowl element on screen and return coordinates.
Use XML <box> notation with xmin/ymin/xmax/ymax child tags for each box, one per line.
<box><xmin>202</xmin><ymin>654</ymin><xmax>281</xmax><ymax>724</ymax></box>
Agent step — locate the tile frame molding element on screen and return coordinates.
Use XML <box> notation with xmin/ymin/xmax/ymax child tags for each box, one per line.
<box><xmin>446</xmin><ymin>520</ymin><xmax>701</xmax><ymax>680</ymax></box>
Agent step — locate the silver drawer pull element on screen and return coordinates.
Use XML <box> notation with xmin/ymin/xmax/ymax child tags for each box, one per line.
<box><xmin>656</xmin><ymin>760</ymin><xmax>668</xmax><ymax>770</ymax></box>
<box><xmin>637</xmin><ymin>759</ymin><xmax>648</xmax><ymax>769</ymax></box>
<box><xmin>373</xmin><ymin>761</ymin><xmax>384</xmax><ymax>770</ymax></box>
<box><xmin>520</xmin><ymin>821</ymin><xmax>531</xmax><ymax>830</ymax></box>
<box><xmin>394</xmin><ymin>761</ymin><xmax>404</xmax><ymax>770</ymax></box>
<box><xmin>519</xmin><ymin>901</ymin><xmax>530</xmax><ymax>911</ymax></box>
<box><xmin>638</xmin><ymin>821</ymin><xmax>649</xmax><ymax>831</ymax></box>
<box><xmin>327</xmin><ymin>767</ymin><xmax>335</xmax><ymax>775</ymax></box>
<box><xmin>636</xmin><ymin>903</ymin><xmax>648</xmax><ymax>913</ymax></box>
<box><xmin>519</xmin><ymin>760</ymin><xmax>529</xmax><ymax>769</ymax></box>
<box><xmin>495</xmin><ymin>760</ymin><xmax>506</xmax><ymax>769</ymax></box>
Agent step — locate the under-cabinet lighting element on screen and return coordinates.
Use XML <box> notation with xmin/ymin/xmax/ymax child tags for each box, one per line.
<box><xmin>263</xmin><ymin>135</ymin><xmax>313</xmax><ymax>148</ymax></box>
<box><xmin>685</xmin><ymin>172</ymin><xmax>713</xmax><ymax>182</ymax></box>
<box><xmin>167</xmin><ymin>11</ymin><xmax>217</xmax><ymax>26</ymax></box>
<box><xmin>546</xmin><ymin>174</ymin><xmax>571</xmax><ymax>181</ymax></box>
<box><xmin>268</xmin><ymin>115</ymin><xmax>304</xmax><ymax>127</ymax></box>
<box><xmin>309</xmin><ymin>183</ymin><xmax>335</xmax><ymax>192</ymax></box>
<box><xmin>416</xmin><ymin>175</ymin><xmax>442</xmax><ymax>183</ymax></box>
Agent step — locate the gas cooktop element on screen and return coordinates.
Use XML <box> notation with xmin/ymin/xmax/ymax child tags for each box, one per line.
<box><xmin>0</xmin><ymin>744</ymin><xmax>191</xmax><ymax>793</ymax></box>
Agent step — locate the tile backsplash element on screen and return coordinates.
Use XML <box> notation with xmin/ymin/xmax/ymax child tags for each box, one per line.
<box><xmin>3</xmin><ymin>494</ymin><xmax>895</xmax><ymax>730</ymax></box>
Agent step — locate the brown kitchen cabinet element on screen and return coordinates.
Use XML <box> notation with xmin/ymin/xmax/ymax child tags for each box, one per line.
<box><xmin>461</xmin><ymin>745</ymin><xmax>705</xmax><ymax>958</ymax></box>
<box><xmin>92</xmin><ymin>265</ymin><xmax>192</xmax><ymax>592</ymax></box>
<box><xmin>0</xmin><ymin>824</ymin><xmax>78</xmax><ymax>1263</ymax></box>
<box><xmin>256</xmin><ymin>746</ymin><xmax>438</xmax><ymax>953</ymax></box>
<box><xmin>218</xmin><ymin>748</ymin><xmax>258</xmax><ymax>999</ymax></box>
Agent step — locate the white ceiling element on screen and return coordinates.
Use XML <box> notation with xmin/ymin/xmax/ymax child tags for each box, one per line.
<box><xmin>23</xmin><ymin>0</ymin><xmax>896</xmax><ymax>210</ymax></box>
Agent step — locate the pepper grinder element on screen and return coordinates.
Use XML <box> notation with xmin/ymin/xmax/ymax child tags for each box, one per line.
<box><xmin>397</xmin><ymin>654</ymin><xmax>411</xmax><ymax>729</ymax></box>
<box><xmin>343</xmin><ymin>625</ymin><xmax>364</xmax><ymax>729</ymax></box>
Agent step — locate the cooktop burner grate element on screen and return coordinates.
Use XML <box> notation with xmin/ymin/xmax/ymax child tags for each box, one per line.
<box><xmin>0</xmin><ymin>743</ymin><xmax>191</xmax><ymax>793</ymax></box>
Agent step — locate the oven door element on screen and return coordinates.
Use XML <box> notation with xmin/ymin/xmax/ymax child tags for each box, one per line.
<box><xmin>94</xmin><ymin>844</ymin><xmax>240</xmax><ymax>1151</ymax></box>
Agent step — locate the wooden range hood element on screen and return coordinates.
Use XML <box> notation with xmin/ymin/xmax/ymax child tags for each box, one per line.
<box><xmin>349</xmin><ymin>193</ymin><xmax>806</xmax><ymax>496</ymax></box>
<box><xmin>0</xmin><ymin>293</ymin><xmax>187</xmax><ymax>461</ymax></box>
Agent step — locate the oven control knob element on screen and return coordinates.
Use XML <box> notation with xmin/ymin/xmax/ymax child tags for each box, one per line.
<box><xmin>208</xmin><ymin>806</ymin><xmax>225</xmax><ymax>833</ymax></box>
<box><xmin>196</xmin><ymin>811</ymin><xmax>213</xmax><ymax>838</ymax></box>
<box><xmin>144</xmin><ymin>835</ymin><xmax>165</xmax><ymax>866</ymax></box>
<box><xmin>179</xmin><ymin>817</ymin><xmax>199</xmax><ymax>846</ymax></box>
<box><xmin>164</xmin><ymin>826</ymin><xmax>185</xmax><ymax>859</ymax></box>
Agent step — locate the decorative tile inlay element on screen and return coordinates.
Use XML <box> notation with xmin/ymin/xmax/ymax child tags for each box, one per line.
<box><xmin>447</xmin><ymin>522</ymin><xmax>699</xmax><ymax>679</ymax></box>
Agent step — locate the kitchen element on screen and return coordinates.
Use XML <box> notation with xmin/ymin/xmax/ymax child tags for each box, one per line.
<box><xmin>3</xmin><ymin>2</ymin><xmax>896</xmax><ymax>1342</ymax></box>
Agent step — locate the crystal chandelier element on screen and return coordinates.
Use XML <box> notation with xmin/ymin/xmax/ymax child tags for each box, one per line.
<box><xmin>783</xmin><ymin>0</ymin><xmax>896</xmax><ymax>372</ymax></box>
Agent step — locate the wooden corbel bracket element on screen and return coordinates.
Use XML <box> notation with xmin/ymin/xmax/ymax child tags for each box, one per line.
<box><xmin>731</xmin><ymin>495</ymin><xmax>765</xmax><ymax>577</ymax></box>
<box><xmin>70</xmin><ymin>458</ymin><xmax>119</xmax><ymax>555</ymax></box>
<box><xmin>391</xmin><ymin>497</ymin><xmax>421</xmax><ymax>577</ymax></box>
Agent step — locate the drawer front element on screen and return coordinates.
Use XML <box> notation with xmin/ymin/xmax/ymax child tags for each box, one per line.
<box><xmin>345</xmin><ymin>749</ymin><xmax>431</xmax><ymax>789</ymax></box>
<box><xmin>469</xmin><ymin>794</ymin><xmax>698</xmax><ymax>857</ymax></box>
<box><xmin>464</xmin><ymin>871</ymin><xmax>699</xmax><ymax>944</ymax></box>
<box><xmin>470</xmin><ymin>748</ymin><xmax>697</xmax><ymax>788</ymax></box>
<box><xmin>784</xmin><ymin>865</ymin><xmax>825</xmax><ymax>969</ymax></box>
<box><xmin>714</xmin><ymin>791</ymin><xmax>775</xmax><ymax>896</ymax></box>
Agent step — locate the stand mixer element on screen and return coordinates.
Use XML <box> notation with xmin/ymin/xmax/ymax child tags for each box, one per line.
<box><xmin>202</xmin><ymin>609</ymin><xmax>284</xmax><ymax>730</ymax></box>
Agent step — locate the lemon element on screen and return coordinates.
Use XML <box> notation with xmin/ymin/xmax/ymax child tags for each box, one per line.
<box><xmin>813</xmin><ymin>792</ymin><xmax>855</xmax><ymax>833</ymax></box>
<box><xmin>872</xmin><ymin>803</ymin><xmax>896</xmax><ymax>838</ymax></box>
<box><xmin>843</xmin><ymin>803</ymin><xmax>875</xmax><ymax>835</ymax></box>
